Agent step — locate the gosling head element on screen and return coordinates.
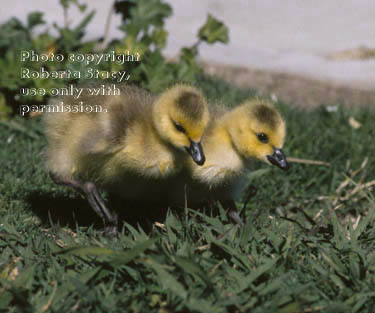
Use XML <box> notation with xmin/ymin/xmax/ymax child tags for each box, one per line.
<box><xmin>228</xmin><ymin>99</ymin><xmax>289</xmax><ymax>170</ymax></box>
<box><xmin>153</xmin><ymin>84</ymin><xmax>209</xmax><ymax>166</ymax></box>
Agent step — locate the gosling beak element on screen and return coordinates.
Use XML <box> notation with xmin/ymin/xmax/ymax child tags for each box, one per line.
<box><xmin>186</xmin><ymin>140</ymin><xmax>205</xmax><ymax>166</ymax></box>
<box><xmin>267</xmin><ymin>147</ymin><xmax>289</xmax><ymax>170</ymax></box>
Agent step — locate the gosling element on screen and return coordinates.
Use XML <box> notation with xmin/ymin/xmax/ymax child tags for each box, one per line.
<box><xmin>44</xmin><ymin>84</ymin><xmax>209</xmax><ymax>234</ymax></box>
<box><xmin>176</xmin><ymin>98</ymin><xmax>289</xmax><ymax>226</ymax></box>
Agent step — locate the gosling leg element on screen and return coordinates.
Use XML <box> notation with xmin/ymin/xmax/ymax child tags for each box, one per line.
<box><xmin>49</xmin><ymin>172</ymin><xmax>118</xmax><ymax>235</ymax></box>
<box><xmin>83</xmin><ymin>182</ymin><xmax>118</xmax><ymax>236</ymax></box>
<box><xmin>222</xmin><ymin>200</ymin><xmax>245</xmax><ymax>228</ymax></box>
<box><xmin>216</xmin><ymin>199</ymin><xmax>245</xmax><ymax>240</ymax></box>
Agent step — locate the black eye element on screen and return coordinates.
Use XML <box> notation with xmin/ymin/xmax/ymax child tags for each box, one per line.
<box><xmin>173</xmin><ymin>121</ymin><xmax>186</xmax><ymax>133</ymax></box>
<box><xmin>257</xmin><ymin>132</ymin><xmax>268</xmax><ymax>143</ymax></box>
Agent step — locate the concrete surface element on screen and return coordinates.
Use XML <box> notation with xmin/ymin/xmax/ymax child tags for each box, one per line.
<box><xmin>2</xmin><ymin>0</ymin><xmax>375</xmax><ymax>91</ymax></box>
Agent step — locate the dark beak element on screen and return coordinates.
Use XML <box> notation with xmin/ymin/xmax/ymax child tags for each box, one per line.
<box><xmin>186</xmin><ymin>140</ymin><xmax>205</xmax><ymax>166</ymax></box>
<box><xmin>267</xmin><ymin>147</ymin><xmax>289</xmax><ymax>170</ymax></box>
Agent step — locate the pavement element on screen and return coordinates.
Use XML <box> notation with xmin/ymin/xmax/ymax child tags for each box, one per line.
<box><xmin>3</xmin><ymin>0</ymin><xmax>375</xmax><ymax>91</ymax></box>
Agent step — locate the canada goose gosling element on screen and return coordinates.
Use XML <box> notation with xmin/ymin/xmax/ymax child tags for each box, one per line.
<box><xmin>45</xmin><ymin>84</ymin><xmax>209</xmax><ymax>234</ymax></box>
<box><xmin>186</xmin><ymin>98</ymin><xmax>288</xmax><ymax>226</ymax></box>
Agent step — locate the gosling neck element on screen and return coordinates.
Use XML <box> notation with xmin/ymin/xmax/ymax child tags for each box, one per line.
<box><xmin>220</xmin><ymin>107</ymin><xmax>245</xmax><ymax>156</ymax></box>
<box><xmin>204</xmin><ymin>109</ymin><xmax>246</xmax><ymax>173</ymax></box>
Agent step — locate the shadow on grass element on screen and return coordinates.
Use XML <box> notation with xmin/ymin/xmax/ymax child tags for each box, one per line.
<box><xmin>26</xmin><ymin>191</ymin><xmax>173</xmax><ymax>232</ymax></box>
<box><xmin>27</xmin><ymin>191</ymin><xmax>102</xmax><ymax>229</ymax></box>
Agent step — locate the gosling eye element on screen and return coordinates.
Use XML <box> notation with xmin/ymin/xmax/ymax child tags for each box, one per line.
<box><xmin>257</xmin><ymin>132</ymin><xmax>269</xmax><ymax>143</ymax></box>
<box><xmin>173</xmin><ymin>121</ymin><xmax>186</xmax><ymax>133</ymax></box>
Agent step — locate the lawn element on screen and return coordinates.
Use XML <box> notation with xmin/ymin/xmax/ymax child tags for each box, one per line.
<box><xmin>0</xmin><ymin>76</ymin><xmax>375</xmax><ymax>313</ymax></box>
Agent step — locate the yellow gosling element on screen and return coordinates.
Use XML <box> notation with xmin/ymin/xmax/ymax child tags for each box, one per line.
<box><xmin>44</xmin><ymin>83</ymin><xmax>209</xmax><ymax>234</ymax></box>
<box><xmin>180</xmin><ymin>98</ymin><xmax>288</xmax><ymax>226</ymax></box>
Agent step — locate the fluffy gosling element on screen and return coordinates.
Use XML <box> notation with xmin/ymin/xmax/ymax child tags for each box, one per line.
<box><xmin>44</xmin><ymin>84</ymin><xmax>209</xmax><ymax>234</ymax></box>
<box><xmin>181</xmin><ymin>98</ymin><xmax>289</xmax><ymax>226</ymax></box>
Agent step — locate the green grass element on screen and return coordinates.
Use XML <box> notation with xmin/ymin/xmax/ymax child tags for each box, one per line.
<box><xmin>1</xmin><ymin>77</ymin><xmax>375</xmax><ymax>312</ymax></box>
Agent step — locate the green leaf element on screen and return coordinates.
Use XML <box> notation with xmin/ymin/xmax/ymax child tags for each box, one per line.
<box><xmin>0</xmin><ymin>232</ymin><xmax>24</xmax><ymax>244</ymax></box>
<box><xmin>352</xmin><ymin>203</ymin><xmax>375</xmax><ymax>240</ymax></box>
<box><xmin>247</xmin><ymin>257</ymin><xmax>279</xmax><ymax>285</ymax></box>
<box><xmin>0</xmin><ymin>289</ymin><xmax>13</xmax><ymax>310</ymax></box>
<box><xmin>0</xmin><ymin>18</ymin><xmax>29</xmax><ymax>51</ymax></box>
<box><xmin>175</xmin><ymin>256</ymin><xmax>211</xmax><ymax>285</ymax></box>
<box><xmin>186</xmin><ymin>297</ymin><xmax>224</xmax><ymax>313</ymax></box>
<box><xmin>0</xmin><ymin>120</ymin><xmax>40</xmax><ymax>139</ymax></box>
<box><xmin>328</xmin><ymin>207</ymin><xmax>346</xmax><ymax>249</ymax></box>
<box><xmin>320</xmin><ymin>250</ymin><xmax>348</xmax><ymax>279</ymax></box>
<box><xmin>73</xmin><ymin>10</ymin><xmax>95</xmax><ymax>36</ymax></box>
<box><xmin>198</xmin><ymin>14</ymin><xmax>229</xmax><ymax>44</ymax></box>
<box><xmin>54</xmin><ymin>10</ymin><xmax>95</xmax><ymax>52</ymax></box>
<box><xmin>276</xmin><ymin>301</ymin><xmax>301</xmax><ymax>313</ymax></box>
<box><xmin>59</xmin><ymin>0</ymin><xmax>69</xmax><ymax>9</ymax></box>
<box><xmin>151</xmin><ymin>27</ymin><xmax>168</xmax><ymax>49</ymax></box>
<box><xmin>57</xmin><ymin>246</ymin><xmax>116</xmax><ymax>257</ymax></box>
<box><xmin>132</xmin><ymin>0</ymin><xmax>172</xmax><ymax>29</ymax></box>
<box><xmin>13</xmin><ymin>263</ymin><xmax>37</xmax><ymax>289</ymax></box>
<box><xmin>114</xmin><ymin>0</ymin><xmax>136</xmax><ymax>22</ymax></box>
<box><xmin>60</xmin><ymin>0</ymin><xmax>87</xmax><ymax>11</ymax></box>
<box><xmin>246</xmin><ymin>168</ymin><xmax>272</xmax><ymax>181</ymax></box>
<box><xmin>109</xmin><ymin>237</ymin><xmax>159</xmax><ymax>266</ymax></box>
<box><xmin>118</xmin><ymin>0</ymin><xmax>172</xmax><ymax>37</ymax></box>
<box><xmin>27</xmin><ymin>12</ymin><xmax>45</xmax><ymax>29</ymax></box>
<box><xmin>147</xmin><ymin>258</ymin><xmax>187</xmax><ymax>299</ymax></box>
<box><xmin>325</xmin><ymin>302</ymin><xmax>351</xmax><ymax>313</ymax></box>
<box><xmin>0</xmin><ymin>94</ymin><xmax>12</xmax><ymax>119</ymax></box>
<box><xmin>348</xmin><ymin>252</ymin><xmax>360</xmax><ymax>280</ymax></box>
<box><xmin>258</xmin><ymin>274</ymin><xmax>289</xmax><ymax>296</ymax></box>
<box><xmin>57</xmin><ymin>238</ymin><xmax>158</xmax><ymax>266</ymax></box>
<box><xmin>240</xmin><ymin>217</ymin><xmax>253</xmax><ymax>248</ymax></box>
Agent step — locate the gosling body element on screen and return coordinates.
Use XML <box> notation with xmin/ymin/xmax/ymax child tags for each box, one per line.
<box><xmin>44</xmin><ymin>83</ymin><xmax>209</xmax><ymax>233</ymax></box>
<box><xmin>171</xmin><ymin>99</ymin><xmax>288</xmax><ymax>218</ymax></box>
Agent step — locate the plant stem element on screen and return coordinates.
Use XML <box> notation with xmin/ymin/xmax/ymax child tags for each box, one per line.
<box><xmin>99</xmin><ymin>2</ymin><xmax>115</xmax><ymax>52</ymax></box>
